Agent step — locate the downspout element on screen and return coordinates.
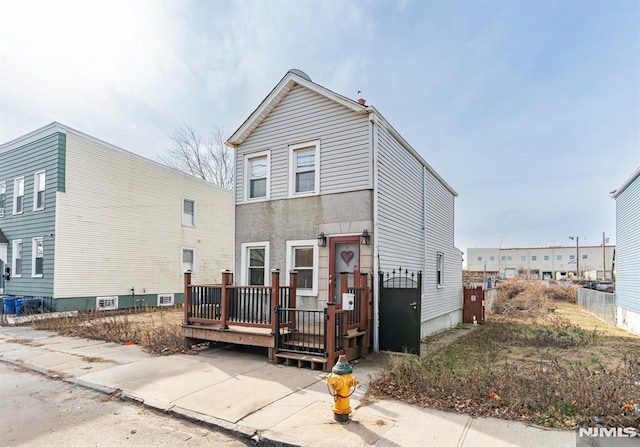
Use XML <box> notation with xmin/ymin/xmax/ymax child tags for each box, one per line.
<box><xmin>371</xmin><ymin>112</ymin><xmax>380</xmax><ymax>352</ymax></box>
<box><xmin>226</xmin><ymin>140</ymin><xmax>238</xmax><ymax>280</ymax></box>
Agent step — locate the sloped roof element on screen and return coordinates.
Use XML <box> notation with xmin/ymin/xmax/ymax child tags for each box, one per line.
<box><xmin>0</xmin><ymin>228</ymin><xmax>8</xmax><ymax>244</ymax></box>
<box><xmin>611</xmin><ymin>166</ymin><xmax>640</xmax><ymax>199</ymax></box>
<box><xmin>227</xmin><ymin>70</ymin><xmax>457</xmax><ymax>196</ymax></box>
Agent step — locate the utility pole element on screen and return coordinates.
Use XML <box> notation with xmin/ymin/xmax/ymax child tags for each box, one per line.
<box><xmin>569</xmin><ymin>236</ymin><xmax>580</xmax><ymax>280</ymax></box>
<box><xmin>602</xmin><ymin>232</ymin><xmax>606</xmax><ymax>281</ymax></box>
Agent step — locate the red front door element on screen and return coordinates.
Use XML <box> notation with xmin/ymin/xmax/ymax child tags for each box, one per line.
<box><xmin>328</xmin><ymin>235</ymin><xmax>360</xmax><ymax>307</ymax></box>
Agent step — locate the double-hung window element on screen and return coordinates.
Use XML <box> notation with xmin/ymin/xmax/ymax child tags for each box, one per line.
<box><xmin>241</xmin><ymin>242</ymin><xmax>269</xmax><ymax>285</ymax></box>
<box><xmin>12</xmin><ymin>240</ymin><xmax>23</xmax><ymax>277</ymax></box>
<box><xmin>0</xmin><ymin>182</ymin><xmax>6</xmax><ymax>216</ymax></box>
<box><xmin>181</xmin><ymin>248</ymin><xmax>195</xmax><ymax>274</ymax></box>
<box><xmin>286</xmin><ymin>240</ymin><xmax>318</xmax><ymax>295</ymax></box>
<box><xmin>246</xmin><ymin>151</ymin><xmax>269</xmax><ymax>200</ymax></box>
<box><xmin>289</xmin><ymin>141</ymin><xmax>319</xmax><ymax>196</ymax></box>
<box><xmin>32</xmin><ymin>237</ymin><xmax>44</xmax><ymax>277</ymax></box>
<box><xmin>182</xmin><ymin>198</ymin><xmax>195</xmax><ymax>226</ymax></box>
<box><xmin>14</xmin><ymin>177</ymin><xmax>24</xmax><ymax>214</ymax></box>
<box><xmin>34</xmin><ymin>171</ymin><xmax>46</xmax><ymax>210</ymax></box>
<box><xmin>436</xmin><ymin>252</ymin><xmax>444</xmax><ymax>287</ymax></box>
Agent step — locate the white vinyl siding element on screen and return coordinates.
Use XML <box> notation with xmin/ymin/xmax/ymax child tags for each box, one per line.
<box><xmin>33</xmin><ymin>170</ymin><xmax>46</xmax><ymax>210</ymax></box>
<box><xmin>13</xmin><ymin>177</ymin><xmax>24</xmax><ymax>214</ymax></box>
<box><xmin>615</xmin><ymin>173</ymin><xmax>640</xmax><ymax>314</ymax></box>
<box><xmin>235</xmin><ymin>85</ymin><xmax>370</xmax><ymax>202</ymax></box>
<box><xmin>53</xmin><ymin>132</ymin><xmax>233</xmax><ymax>298</ymax></box>
<box><xmin>376</xmin><ymin>123</ymin><xmax>424</xmax><ymax>272</ymax></box>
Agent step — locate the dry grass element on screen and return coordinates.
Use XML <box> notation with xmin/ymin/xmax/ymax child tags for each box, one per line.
<box><xmin>29</xmin><ymin>307</ymin><xmax>191</xmax><ymax>355</ymax></box>
<box><xmin>369</xmin><ymin>281</ymin><xmax>640</xmax><ymax>429</ymax></box>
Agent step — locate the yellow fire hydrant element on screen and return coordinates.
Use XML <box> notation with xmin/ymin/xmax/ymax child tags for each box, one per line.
<box><xmin>326</xmin><ymin>354</ymin><xmax>360</xmax><ymax>422</ymax></box>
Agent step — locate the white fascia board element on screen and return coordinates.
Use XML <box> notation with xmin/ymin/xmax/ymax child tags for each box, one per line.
<box><xmin>611</xmin><ymin>166</ymin><xmax>640</xmax><ymax>199</ymax></box>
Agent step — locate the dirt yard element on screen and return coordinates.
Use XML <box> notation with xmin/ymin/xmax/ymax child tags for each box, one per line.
<box><xmin>368</xmin><ymin>282</ymin><xmax>640</xmax><ymax>429</ymax></box>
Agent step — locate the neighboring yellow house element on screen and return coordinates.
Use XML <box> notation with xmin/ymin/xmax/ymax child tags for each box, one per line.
<box><xmin>0</xmin><ymin>122</ymin><xmax>233</xmax><ymax>311</ymax></box>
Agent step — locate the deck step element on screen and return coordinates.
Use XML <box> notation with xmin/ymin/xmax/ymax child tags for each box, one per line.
<box><xmin>274</xmin><ymin>351</ymin><xmax>328</xmax><ymax>371</ymax></box>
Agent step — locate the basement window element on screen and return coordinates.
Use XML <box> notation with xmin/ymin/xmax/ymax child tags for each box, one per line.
<box><xmin>96</xmin><ymin>296</ymin><xmax>118</xmax><ymax>311</ymax></box>
<box><xmin>157</xmin><ymin>293</ymin><xmax>175</xmax><ymax>306</ymax></box>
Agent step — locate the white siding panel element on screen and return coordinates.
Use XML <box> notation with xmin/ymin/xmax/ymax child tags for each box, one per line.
<box><xmin>423</xmin><ymin>168</ymin><xmax>463</xmax><ymax>321</ymax></box>
<box><xmin>616</xmin><ymin>175</ymin><xmax>640</xmax><ymax>314</ymax></box>
<box><xmin>235</xmin><ymin>86</ymin><xmax>370</xmax><ymax>202</ymax></box>
<box><xmin>376</xmin><ymin>124</ymin><xmax>424</xmax><ymax>272</ymax></box>
<box><xmin>54</xmin><ymin>133</ymin><xmax>233</xmax><ymax>298</ymax></box>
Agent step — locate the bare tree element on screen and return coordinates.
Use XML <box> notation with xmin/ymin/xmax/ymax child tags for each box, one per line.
<box><xmin>159</xmin><ymin>124</ymin><xmax>233</xmax><ymax>190</ymax></box>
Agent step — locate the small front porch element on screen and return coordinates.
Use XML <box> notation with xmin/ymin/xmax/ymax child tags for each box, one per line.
<box><xmin>182</xmin><ymin>270</ymin><xmax>372</xmax><ymax>371</ymax></box>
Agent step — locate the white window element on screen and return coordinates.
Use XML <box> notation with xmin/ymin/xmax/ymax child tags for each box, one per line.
<box><xmin>32</xmin><ymin>237</ymin><xmax>44</xmax><ymax>277</ymax></box>
<box><xmin>582</xmin><ymin>254</ymin><xmax>588</xmax><ymax>260</ymax></box>
<box><xmin>12</xmin><ymin>240</ymin><xmax>23</xmax><ymax>277</ymax></box>
<box><xmin>0</xmin><ymin>182</ymin><xmax>6</xmax><ymax>216</ymax></box>
<box><xmin>33</xmin><ymin>171</ymin><xmax>46</xmax><ymax>211</ymax></box>
<box><xmin>286</xmin><ymin>240</ymin><xmax>318</xmax><ymax>296</ymax></box>
<box><xmin>157</xmin><ymin>294</ymin><xmax>175</xmax><ymax>306</ymax></box>
<box><xmin>289</xmin><ymin>141</ymin><xmax>319</xmax><ymax>196</ymax></box>
<box><xmin>181</xmin><ymin>248</ymin><xmax>195</xmax><ymax>274</ymax></box>
<box><xmin>241</xmin><ymin>242</ymin><xmax>270</xmax><ymax>286</ymax></box>
<box><xmin>436</xmin><ymin>252</ymin><xmax>444</xmax><ymax>287</ymax></box>
<box><xmin>182</xmin><ymin>198</ymin><xmax>196</xmax><ymax>226</ymax></box>
<box><xmin>96</xmin><ymin>296</ymin><xmax>118</xmax><ymax>310</ymax></box>
<box><xmin>13</xmin><ymin>177</ymin><xmax>24</xmax><ymax>214</ymax></box>
<box><xmin>532</xmin><ymin>255</ymin><xmax>537</xmax><ymax>261</ymax></box>
<box><xmin>245</xmin><ymin>151</ymin><xmax>270</xmax><ymax>200</ymax></box>
<box><xmin>521</xmin><ymin>256</ymin><xmax>526</xmax><ymax>261</ymax></box>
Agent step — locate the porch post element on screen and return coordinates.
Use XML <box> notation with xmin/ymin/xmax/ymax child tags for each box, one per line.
<box><xmin>326</xmin><ymin>302</ymin><xmax>337</xmax><ymax>368</ymax></box>
<box><xmin>183</xmin><ymin>271</ymin><xmax>192</xmax><ymax>325</ymax></box>
<box><xmin>270</xmin><ymin>269</ymin><xmax>280</xmax><ymax>335</ymax></box>
<box><xmin>220</xmin><ymin>269</ymin><xmax>232</xmax><ymax>329</ymax></box>
<box><xmin>289</xmin><ymin>270</ymin><xmax>298</xmax><ymax>331</ymax></box>
<box><xmin>359</xmin><ymin>272</ymin><xmax>368</xmax><ymax>332</ymax></box>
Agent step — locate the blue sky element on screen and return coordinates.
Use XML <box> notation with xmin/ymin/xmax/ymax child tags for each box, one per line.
<box><xmin>1</xmin><ymin>0</ymin><xmax>638</xmax><ymax>260</ymax></box>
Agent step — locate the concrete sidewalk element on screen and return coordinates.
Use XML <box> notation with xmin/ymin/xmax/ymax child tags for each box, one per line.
<box><xmin>0</xmin><ymin>326</ymin><xmax>575</xmax><ymax>446</ymax></box>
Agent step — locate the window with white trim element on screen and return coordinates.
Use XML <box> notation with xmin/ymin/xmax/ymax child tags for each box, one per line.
<box><xmin>245</xmin><ymin>151</ymin><xmax>270</xmax><ymax>200</ymax></box>
<box><xmin>289</xmin><ymin>141</ymin><xmax>319</xmax><ymax>196</ymax></box>
<box><xmin>33</xmin><ymin>171</ymin><xmax>46</xmax><ymax>211</ymax></box>
<box><xmin>13</xmin><ymin>177</ymin><xmax>24</xmax><ymax>214</ymax></box>
<box><xmin>157</xmin><ymin>294</ymin><xmax>175</xmax><ymax>306</ymax></box>
<box><xmin>12</xmin><ymin>240</ymin><xmax>23</xmax><ymax>277</ymax></box>
<box><xmin>286</xmin><ymin>240</ymin><xmax>318</xmax><ymax>295</ymax></box>
<box><xmin>0</xmin><ymin>182</ymin><xmax>6</xmax><ymax>216</ymax></box>
<box><xmin>96</xmin><ymin>296</ymin><xmax>118</xmax><ymax>310</ymax></box>
<box><xmin>181</xmin><ymin>248</ymin><xmax>195</xmax><ymax>274</ymax></box>
<box><xmin>241</xmin><ymin>242</ymin><xmax>269</xmax><ymax>286</ymax></box>
<box><xmin>436</xmin><ymin>252</ymin><xmax>444</xmax><ymax>287</ymax></box>
<box><xmin>182</xmin><ymin>198</ymin><xmax>195</xmax><ymax>226</ymax></box>
<box><xmin>32</xmin><ymin>237</ymin><xmax>44</xmax><ymax>277</ymax></box>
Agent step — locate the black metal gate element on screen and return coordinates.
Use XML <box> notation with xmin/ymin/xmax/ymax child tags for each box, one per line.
<box><xmin>379</xmin><ymin>269</ymin><xmax>421</xmax><ymax>354</ymax></box>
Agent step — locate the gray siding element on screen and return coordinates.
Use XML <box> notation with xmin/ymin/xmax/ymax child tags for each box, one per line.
<box><xmin>616</xmin><ymin>174</ymin><xmax>640</xmax><ymax>314</ymax></box>
<box><xmin>0</xmin><ymin>132</ymin><xmax>63</xmax><ymax>297</ymax></box>
<box><xmin>375</xmin><ymin>123</ymin><xmax>424</xmax><ymax>272</ymax></box>
<box><xmin>423</xmin><ymin>168</ymin><xmax>462</xmax><ymax>321</ymax></box>
<box><xmin>235</xmin><ymin>85</ymin><xmax>371</xmax><ymax>202</ymax></box>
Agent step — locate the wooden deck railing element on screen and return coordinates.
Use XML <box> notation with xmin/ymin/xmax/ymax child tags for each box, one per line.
<box><xmin>184</xmin><ymin>269</ymin><xmax>297</xmax><ymax>333</ymax></box>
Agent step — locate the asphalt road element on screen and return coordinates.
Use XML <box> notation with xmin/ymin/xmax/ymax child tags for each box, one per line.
<box><xmin>0</xmin><ymin>362</ymin><xmax>247</xmax><ymax>447</ymax></box>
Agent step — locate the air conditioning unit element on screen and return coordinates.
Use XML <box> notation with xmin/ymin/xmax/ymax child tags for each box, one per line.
<box><xmin>96</xmin><ymin>296</ymin><xmax>118</xmax><ymax>310</ymax></box>
<box><xmin>157</xmin><ymin>293</ymin><xmax>174</xmax><ymax>307</ymax></box>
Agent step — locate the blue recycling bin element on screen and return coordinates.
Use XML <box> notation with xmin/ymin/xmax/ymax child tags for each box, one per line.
<box><xmin>3</xmin><ymin>297</ymin><xmax>18</xmax><ymax>314</ymax></box>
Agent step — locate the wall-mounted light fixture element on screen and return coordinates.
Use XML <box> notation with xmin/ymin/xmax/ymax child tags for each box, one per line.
<box><xmin>360</xmin><ymin>229</ymin><xmax>371</xmax><ymax>245</ymax></box>
<box><xmin>317</xmin><ymin>232</ymin><xmax>327</xmax><ymax>247</ymax></box>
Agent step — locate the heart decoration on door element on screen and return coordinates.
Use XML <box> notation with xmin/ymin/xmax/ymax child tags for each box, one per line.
<box><xmin>341</xmin><ymin>250</ymin><xmax>355</xmax><ymax>264</ymax></box>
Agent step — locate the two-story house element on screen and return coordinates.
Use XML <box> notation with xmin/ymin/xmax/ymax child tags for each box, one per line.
<box><xmin>226</xmin><ymin>69</ymin><xmax>462</xmax><ymax>349</ymax></box>
<box><xmin>0</xmin><ymin>122</ymin><xmax>233</xmax><ymax>312</ymax></box>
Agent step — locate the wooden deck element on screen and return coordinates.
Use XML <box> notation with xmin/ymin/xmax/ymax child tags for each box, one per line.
<box><xmin>181</xmin><ymin>270</ymin><xmax>372</xmax><ymax>371</ymax></box>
